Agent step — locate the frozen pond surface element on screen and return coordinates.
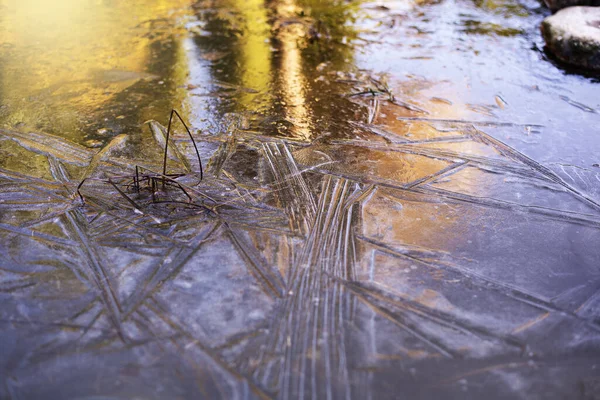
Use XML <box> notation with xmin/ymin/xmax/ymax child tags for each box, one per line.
<box><xmin>1</xmin><ymin>0</ymin><xmax>600</xmax><ymax>398</ymax></box>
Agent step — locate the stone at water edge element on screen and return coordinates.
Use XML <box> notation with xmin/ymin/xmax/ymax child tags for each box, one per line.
<box><xmin>544</xmin><ymin>0</ymin><xmax>600</xmax><ymax>12</ymax></box>
<box><xmin>541</xmin><ymin>6</ymin><xmax>600</xmax><ymax>71</ymax></box>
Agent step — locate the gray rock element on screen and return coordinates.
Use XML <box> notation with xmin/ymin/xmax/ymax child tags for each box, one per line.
<box><xmin>544</xmin><ymin>0</ymin><xmax>600</xmax><ymax>13</ymax></box>
<box><xmin>541</xmin><ymin>6</ymin><xmax>600</xmax><ymax>70</ymax></box>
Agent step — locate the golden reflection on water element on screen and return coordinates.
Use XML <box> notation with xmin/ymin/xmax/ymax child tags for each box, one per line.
<box><xmin>231</xmin><ymin>0</ymin><xmax>272</xmax><ymax>107</ymax></box>
<box><xmin>221</xmin><ymin>0</ymin><xmax>311</xmax><ymax>139</ymax></box>
<box><xmin>0</xmin><ymin>0</ymin><xmax>192</xmax><ymax>139</ymax></box>
<box><xmin>278</xmin><ymin>24</ymin><xmax>312</xmax><ymax>141</ymax></box>
<box><xmin>276</xmin><ymin>0</ymin><xmax>312</xmax><ymax>141</ymax></box>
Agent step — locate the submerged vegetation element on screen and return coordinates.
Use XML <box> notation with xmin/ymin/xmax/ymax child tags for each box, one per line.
<box><xmin>77</xmin><ymin>110</ymin><xmax>205</xmax><ymax>211</ymax></box>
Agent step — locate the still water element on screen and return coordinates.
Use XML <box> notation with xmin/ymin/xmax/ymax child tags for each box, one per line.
<box><xmin>1</xmin><ymin>0</ymin><xmax>600</xmax><ymax>398</ymax></box>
